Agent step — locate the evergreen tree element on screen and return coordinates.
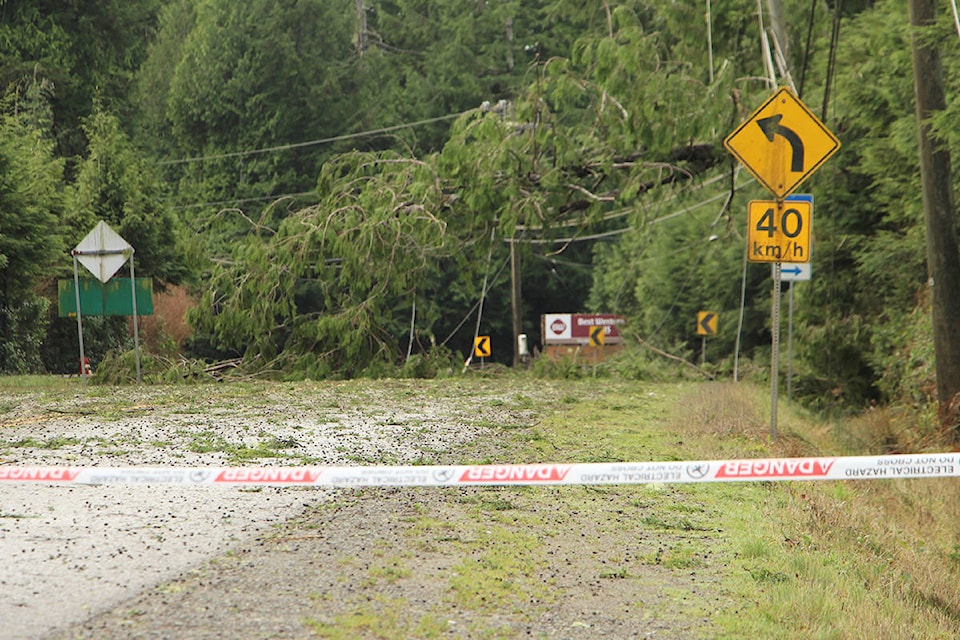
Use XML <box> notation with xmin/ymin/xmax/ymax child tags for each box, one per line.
<box><xmin>0</xmin><ymin>0</ymin><xmax>162</xmax><ymax>158</ymax></box>
<box><xmin>0</xmin><ymin>81</ymin><xmax>65</xmax><ymax>372</ymax></box>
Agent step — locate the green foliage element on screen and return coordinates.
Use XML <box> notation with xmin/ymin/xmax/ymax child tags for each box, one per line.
<box><xmin>64</xmin><ymin>106</ymin><xmax>187</xmax><ymax>286</ymax></box>
<box><xmin>188</xmin><ymin>151</ymin><xmax>467</xmax><ymax>377</ymax></box>
<box><xmin>0</xmin><ymin>88</ymin><xmax>65</xmax><ymax>287</ymax></box>
<box><xmin>37</xmin><ymin>106</ymin><xmax>188</xmax><ymax>374</ymax></box>
<box><xmin>41</xmin><ymin>316</ymin><xmax>130</xmax><ymax>376</ymax></box>
<box><xmin>90</xmin><ymin>348</ymin><xmax>216</xmax><ymax>386</ymax></box>
<box><xmin>869</xmin><ymin>304</ymin><xmax>936</xmax><ymax>407</ymax></box>
<box><xmin>145</xmin><ymin>0</ymin><xmax>361</xmax><ymax>254</ymax></box>
<box><xmin>0</xmin><ymin>0</ymin><xmax>163</xmax><ymax>157</ymax></box>
<box><xmin>0</xmin><ymin>295</ymin><xmax>50</xmax><ymax>374</ymax></box>
<box><xmin>0</xmin><ymin>83</ymin><xmax>65</xmax><ymax>372</ymax></box>
<box><xmin>397</xmin><ymin>347</ymin><xmax>460</xmax><ymax>379</ymax></box>
<box><xmin>784</xmin><ymin>0</ymin><xmax>934</xmax><ymax>411</ymax></box>
<box><xmin>530</xmin><ymin>354</ymin><xmax>587</xmax><ymax>380</ymax></box>
<box><xmin>0</xmin><ymin>0</ymin><xmax>955</xmax><ymax>417</ymax></box>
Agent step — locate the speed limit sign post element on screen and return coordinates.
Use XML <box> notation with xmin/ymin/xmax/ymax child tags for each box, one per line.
<box><xmin>743</xmin><ymin>194</ymin><xmax>814</xmax><ymax>442</ymax></box>
<box><xmin>725</xmin><ymin>87</ymin><xmax>838</xmax><ymax>442</ymax></box>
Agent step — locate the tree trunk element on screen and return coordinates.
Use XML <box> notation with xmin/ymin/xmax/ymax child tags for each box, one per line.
<box><xmin>910</xmin><ymin>0</ymin><xmax>960</xmax><ymax>426</ymax></box>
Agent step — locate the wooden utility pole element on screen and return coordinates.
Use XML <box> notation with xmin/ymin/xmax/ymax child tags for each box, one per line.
<box><xmin>510</xmin><ymin>237</ymin><xmax>522</xmax><ymax>366</ymax></box>
<box><xmin>355</xmin><ymin>0</ymin><xmax>367</xmax><ymax>54</ymax></box>
<box><xmin>910</xmin><ymin>0</ymin><xmax>960</xmax><ymax>426</ymax></box>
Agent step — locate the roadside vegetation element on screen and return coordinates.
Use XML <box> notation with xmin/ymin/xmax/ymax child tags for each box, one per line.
<box><xmin>284</xmin><ymin>374</ymin><xmax>960</xmax><ymax>638</ymax></box>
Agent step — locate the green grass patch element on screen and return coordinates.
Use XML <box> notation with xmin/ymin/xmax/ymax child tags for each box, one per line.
<box><xmin>304</xmin><ymin>595</ymin><xmax>449</xmax><ymax>640</ymax></box>
<box><xmin>448</xmin><ymin>524</ymin><xmax>555</xmax><ymax>614</ymax></box>
<box><xmin>0</xmin><ymin>375</ymin><xmax>80</xmax><ymax>391</ymax></box>
<box><xmin>7</xmin><ymin>436</ymin><xmax>83</xmax><ymax>449</ymax></box>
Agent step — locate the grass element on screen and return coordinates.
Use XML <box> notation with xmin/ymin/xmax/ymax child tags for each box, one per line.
<box><xmin>663</xmin><ymin>382</ymin><xmax>960</xmax><ymax>638</ymax></box>
<box><xmin>182</xmin><ymin>429</ymin><xmax>307</xmax><ymax>463</ymax></box>
<box><xmin>0</xmin><ymin>375</ymin><xmax>79</xmax><ymax>390</ymax></box>
<box><xmin>304</xmin><ymin>377</ymin><xmax>960</xmax><ymax>638</ymax></box>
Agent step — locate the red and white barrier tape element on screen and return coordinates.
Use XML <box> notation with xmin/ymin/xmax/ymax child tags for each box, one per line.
<box><xmin>0</xmin><ymin>453</ymin><xmax>957</xmax><ymax>486</ymax></box>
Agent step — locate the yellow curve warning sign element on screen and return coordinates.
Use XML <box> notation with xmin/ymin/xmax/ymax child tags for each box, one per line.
<box><xmin>724</xmin><ymin>87</ymin><xmax>840</xmax><ymax>199</ymax></box>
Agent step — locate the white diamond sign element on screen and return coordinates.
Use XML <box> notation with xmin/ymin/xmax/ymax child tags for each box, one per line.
<box><xmin>73</xmin><ymin>221</ymin><xmax>133</xmax><ymax>283</ymax></box>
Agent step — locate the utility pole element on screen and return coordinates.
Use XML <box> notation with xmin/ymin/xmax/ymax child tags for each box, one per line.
<box><xmin>510</xmin><ymin>237</ymin><xmax>522</xmax><ymax>366</ymax></box>
<box><xmin>355</xmin><ymin>0</ymin><xmax>367</xmax><ymax>54</ymax></box>
<box><xmin>765</xmin><ymin>0</ymin><xmax>791</xmax><ymax>70</ymax></box>
<box><xmin>910</xmin><ymin>0</ymin><xmax>960</xmax><ymax>427</ymax></box>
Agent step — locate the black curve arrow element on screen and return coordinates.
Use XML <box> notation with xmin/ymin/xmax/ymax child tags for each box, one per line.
<box><xmin>699</xmin><ymin>313</ymin><xmax>716</xmax><ymax>335</ymax></box>
<box><xmin>475</xmin><ymin>336</ymin><xmax>491</xmax><ymax>356</ymax></box>
<box><xmin>590</xmin><ymin>326</ymin><xmax>605</xmax><ymax>345</ymax></box>
<box><xmin>756</xmin><ymin>114</ymin><xmax>804</xmax><ymax>172</ymax></box>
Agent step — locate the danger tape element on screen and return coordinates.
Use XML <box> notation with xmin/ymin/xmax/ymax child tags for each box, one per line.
<box><xmin>0</xmin><ymin>453</ymin><xmax>958</xmax><ymax>487</ymax></box>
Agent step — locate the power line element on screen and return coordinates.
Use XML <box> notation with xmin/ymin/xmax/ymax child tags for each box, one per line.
<box><xmin>157</xmin><ymin>111</ymin><xmax>472</xmax><ymax>166</ymax></box>
<box><xmin>509</xmin><ymin>173</ymin><xmax>756</xmax><ymax>245</ymax></box>
<box><xmin>171</xmin><ymin>191</ymin><xmax>318</xmax><ymax>210</ymax></box>
<box><xmin>514</xmin><ymin>172</ymin><xmax>739</xmax><ymax>233</ymax></box>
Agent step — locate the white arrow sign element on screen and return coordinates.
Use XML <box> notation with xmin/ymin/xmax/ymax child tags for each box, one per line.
<box><xmin>781</xmin><ymin>263</ymin><xmax>812</xmax><ymax>282</ymax></box>
<box><xmin>72</xmin><ymin>221</ymin><xmax>132</xmax><ymax>283</ymax></box>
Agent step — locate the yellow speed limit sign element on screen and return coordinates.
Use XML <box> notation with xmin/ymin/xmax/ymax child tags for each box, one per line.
<box><xmin>747</xmin><ymin>198</ymin><xmax>812</xmax><ymax>263</ymax></box>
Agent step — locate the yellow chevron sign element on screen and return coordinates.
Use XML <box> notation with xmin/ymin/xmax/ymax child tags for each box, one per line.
<box><xmin>589</xmin><ymin>326</ymin><xmax>606</xmax><ymax>347</ymax></box>
<box><xmin>697</xmin><ymin>311</ymin><xmax>718</xmax><ymax>336</ymax></box>
<box><xmin>474</xmin><ymin>335</ymin><xmax>491</xmax><ymax>358</ymax></box>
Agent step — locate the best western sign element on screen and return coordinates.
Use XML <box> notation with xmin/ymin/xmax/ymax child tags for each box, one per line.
<box><xmin>542</xmin><ymin>314</ymin><xmax>625</xmax><ymax>345</ymax></box>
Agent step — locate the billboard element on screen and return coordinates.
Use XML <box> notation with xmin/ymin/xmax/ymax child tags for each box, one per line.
<box><xmin>542</xmin><ymin>314</ymin><xmax>625</xmax><ymax>345</ymax></box>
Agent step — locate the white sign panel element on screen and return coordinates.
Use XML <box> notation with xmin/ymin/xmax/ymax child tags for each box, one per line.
<box><xmin>781</xmin><ymin>263</ymin><xmax>812</xmax><ymax>282</ymax></box>
<box><xmin>73</xmin><ymin>221</ymin><xmax>132</xmax><ymax>283</ymax></box>
<box><xmin>544</xmin><ymin>313</ymin><xmax>572</xmax><ymax>341</ymax></box>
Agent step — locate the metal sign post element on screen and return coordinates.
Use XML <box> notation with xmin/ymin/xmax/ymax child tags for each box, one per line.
<box><xmin>128</xmin><ymin>250</ymin><xmax>141</xmax><ymax>384</ymax></box>
<box><xmin>782</xmin><ymin>262</ymin><xmax>811</xmax><ymax>400</ymax></box>
<box><xmin>787</xmin><ymin>281</ymin><xmax>795</xmax><ymax>400</ymax></box>
<box><xmin>770</xmin><ymin>263</ymin><xmax>782</xmax><ymax>441</ymax></box>
<box><xmin>71</xmin><ymin>221</ymin><xmax>142</xmax><ymax>384</ymax></box>
<box><xmin>72</xmin><ymin>255</ymin><xmax>87</xmax><ymax>386</ymax></box>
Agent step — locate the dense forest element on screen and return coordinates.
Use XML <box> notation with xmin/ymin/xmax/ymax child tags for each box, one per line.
<box><xmin>0</xmin><ymin>0</ymin><xmax>957</xmax><ymax>417</ymax></box>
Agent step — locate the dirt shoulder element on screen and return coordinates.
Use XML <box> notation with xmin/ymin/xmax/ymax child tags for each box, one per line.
<box><xmin>53</xmin><ymin>484</ymin><xmax>732</xmax><ymax>639</ymax></box>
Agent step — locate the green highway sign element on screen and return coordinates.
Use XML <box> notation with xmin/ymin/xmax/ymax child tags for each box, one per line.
<box><xmin>58</xmin><ymin>278</ymin><xmax>154</xmax><ymax>317</ymax></box>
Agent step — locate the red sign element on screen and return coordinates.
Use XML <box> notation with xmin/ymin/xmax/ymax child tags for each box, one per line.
<box><xmin>543</xmin><ymin>314</ymin><xmax>625</xmax><ymax>344</ymax></box>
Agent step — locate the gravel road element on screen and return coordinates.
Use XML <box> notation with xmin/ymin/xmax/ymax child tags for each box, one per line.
<box><xmin>0</xmin><ymin>379</ymin><xmax>505</xmax><ymax>638</ymax></box>
<box><xmin>0</xmin><ymin>378</ymin><xmax>730</xmax><ymax>639</ymax></box>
